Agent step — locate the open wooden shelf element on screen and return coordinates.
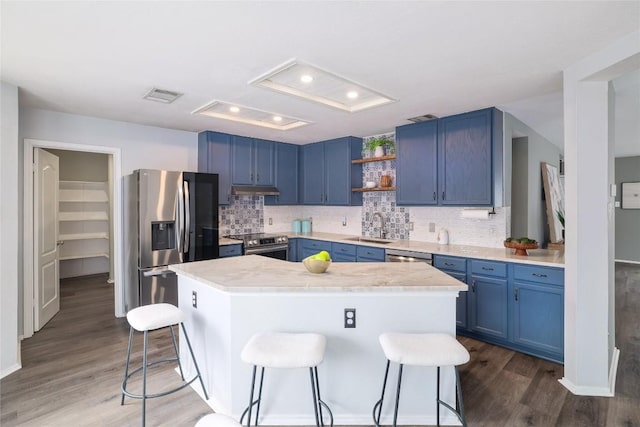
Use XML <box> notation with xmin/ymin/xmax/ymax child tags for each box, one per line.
<box><xmin>352</xmin><ymin>187</ymin><xmax>396</xmax><ymax>192</ymax></box>
<box><xmin>351</xmin><ymin>155</ymin><xmax>396</xmax><ymax>164</ymax></box>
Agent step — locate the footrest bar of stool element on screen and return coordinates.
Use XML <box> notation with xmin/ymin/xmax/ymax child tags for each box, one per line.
<box><xmin>239</xmin><ymin>399</ymin><xmax>261</xmax><ymax>425</ymax></box>
<box><xmin>122</xmin><ymin>374</ymin><xmax>201</xmax><ymax>400</ymax></box>
<box><xmin>437</xmin><ymin>399</ymin><xmax>467</xmax><ymax>427</ymax></box>
<box><xmin>318</xmin><ymin>399</ymin><xmax>334</xmax><ymax>427</ymax></box>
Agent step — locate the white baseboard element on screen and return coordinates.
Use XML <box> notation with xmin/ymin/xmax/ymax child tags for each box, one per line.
<box><xmin>1</xmin><ymin>363</ymin><xmax>21</xmax><ymax>379</ymax></box>
<box><xmin>558</xmin><ymin>347</ymin><xmax>620</xmax><ymax>397</ymax></box>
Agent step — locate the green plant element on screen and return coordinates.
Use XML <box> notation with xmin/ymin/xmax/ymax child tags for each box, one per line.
<box><xmin>363</xmin><ymin>137</ymin><xmax>394</xmax><ymax>154</ymax></box>
<box><xmin>556</xmin><ymin>209</ymin><xmax>565</xmax><ymax>228</ymax></box>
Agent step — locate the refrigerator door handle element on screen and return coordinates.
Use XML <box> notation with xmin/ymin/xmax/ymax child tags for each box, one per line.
<box><xmin>176</xmin><ymin>181</ymin><xmax>184</xmax><ymax>254</ymax></box>
<box><xmin>183</xmin><ymin>180</ymin><xmax>190</xmax><ymax>254</ymax></box>
<box><xmin>142</xmin><ymin>267</ymin><xmax>175</xmax><ymax>278</ymax></box>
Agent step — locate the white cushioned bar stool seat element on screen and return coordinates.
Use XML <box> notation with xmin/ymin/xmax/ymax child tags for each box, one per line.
<box><xmin>240</xmin><ymin>332</ymin><xmax>333</xmax><ymax>427</ymax></box>
<box><xmin>195</xmin><ymin>413</ymin><xmax>242</xmax><ymax>427</ymax></box>
<box><xmin>241</xmin><ymin>332</ymin><xmax>326</xmax><ymax>368</ymax></box>
<box><xmin>379</xmin><ymin>333</ymin><xmax>470</xmax><ymax>366</ymax></box>
<box><xmin>373</xmin><ymin>333</ymin><xmax>470</xmax><ymax>427</ymax></box>
<box><xmin>121</xmin><ymin>304</ymin><xmax>208</xmax><ymax>427</ymax></box>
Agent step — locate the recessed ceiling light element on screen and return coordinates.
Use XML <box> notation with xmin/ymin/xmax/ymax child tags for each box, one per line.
<box><xmin>192</xmin><ymin>100</ymin><xmax>310</xmax><ymax>131</ymax></box>
<box><xmin>300</xmin><ymin>75</ymin><xmax>313</xmax><ymax>83</ymax></box>
<box><xmin>249</xmin><ymin>59</ymin><xmax>396</xmax><ymax>113</ymax></box>
<box><xmin>143</xmin><ymin>87</ymin><xmax>183</xmax><ymax>104</ymax></box>
<box><xmin>347</xmin><ymin>91</ymin><xmax>359</xmax><ymax>99</ymax></box>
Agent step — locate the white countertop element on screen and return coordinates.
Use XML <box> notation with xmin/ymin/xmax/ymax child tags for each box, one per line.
<box><xmin>219</xmin><ymin>237</ymin><xmax>242</xmax><ymax>246</ymax></box>
<box><xmin>285</xmin><ymin>231</ymin><xmax>565</xmax><ymax>267</ymax></box>
<box><xmin>170</xmin><ymin>255</ymin><xmax>467</xmax><ymax>293</ymax></box>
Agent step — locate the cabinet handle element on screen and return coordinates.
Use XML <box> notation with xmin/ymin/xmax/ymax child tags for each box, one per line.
<box><xmin>444</xmin><ymin>262</ymin><xmax>455</xmax><ymax>266</ymax></box>
<box><xmin>251</xmin><ymin>173</ymin><xmax>254</xmax><ymax>181</ymax></box>
<box><xmin>471</xmin><ymin>280</ymin><xmax>476</xmax><ymax>292</ymax></box>
<box><xmin>442</xmin><ymin>191</ymin><xmax>445</xmax><ymax>200</ymax></box>
<box><xmin>532</xmin><ymin>273</ymin><xmax>548</xmax><ymax>278</ymax></box>
<box><xmin>482</xmin><ymin>267</ymin><xmax>495</xmax><ymax>271</ymax></box>
<box><xmin>514</xmin><ymin>288</ymin><xmax>519</xmax><ymax>301</ymax></box>
<box><xmin>433</xmin><ymin>191</ymin><xmax>436</xmax><ymax>201</ymax></box>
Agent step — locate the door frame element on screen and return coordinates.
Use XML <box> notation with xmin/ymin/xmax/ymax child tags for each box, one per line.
<box><xmin>23</xmin><ymin>139</ymin><xmax>124</xmax><ymax>339</ymax></box>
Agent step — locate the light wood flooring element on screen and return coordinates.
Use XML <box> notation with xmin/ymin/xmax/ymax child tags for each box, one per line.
<box><xmin>1</xmin><ymin>264</ymin><xmax>639</xmax><ymax>426</ymax></box>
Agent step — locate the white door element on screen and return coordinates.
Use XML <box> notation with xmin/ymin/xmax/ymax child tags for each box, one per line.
<box><xmin>34</xmin><ymin>148</ymin><xmax>60</xmax><ymax>330</ymax></box>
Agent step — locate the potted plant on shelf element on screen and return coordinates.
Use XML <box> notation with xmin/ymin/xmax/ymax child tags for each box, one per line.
<box><xmin>363</xmin><ymin>137</ymin><xmax>395</xmax><ymax>158</ymax></box>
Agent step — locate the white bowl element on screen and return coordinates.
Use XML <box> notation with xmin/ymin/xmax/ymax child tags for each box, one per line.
<box><xmin>302</xmin><ymin>257</ymin><xmax>331</xmax><ymax>274</ymax></box>
<box><xmin>365</xmin><ymin>181</ymin><xmax>376</xmax><ymax>188</ymax></box>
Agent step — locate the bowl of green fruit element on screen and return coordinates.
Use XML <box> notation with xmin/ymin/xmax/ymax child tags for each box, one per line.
<box><xmin>303</xmin><ymin>250</ymin><xmax>332</xmax><ymax>273</ymax></box>
<box><xmin>504</xmin><ymin>237</ymin><xmax>539</xmax><ymax>256</ymax></box>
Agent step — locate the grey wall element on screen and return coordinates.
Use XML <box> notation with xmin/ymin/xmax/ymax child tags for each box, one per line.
<box><xmin>511</xmin><ymin>137</ymin><xmax>529</xmax><ymax>238</ymax></box>
<box><xmin>1</xmin><ymin>81</ymin><xmax>20</xmax><ymax>377</ymax></box>
<box><xmin>46</xmin><ymin>149</ymin><xmax>109</xmax><ymax>182</ymax></box>
<box><xmin>615</xmin><ymin>156</ymin><xmax>640</xmax><ymax>262</ymax></box>
<box><xmin>504</xmin><ymin>113</ymin><xmax>562</xmax><ymax>245</ymax></box>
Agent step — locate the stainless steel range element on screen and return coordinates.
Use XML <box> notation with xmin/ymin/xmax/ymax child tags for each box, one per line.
<box><xmin>228</xmin><ymin>233</ymin><xmax>289</xmax><ymax>260</ymax></box>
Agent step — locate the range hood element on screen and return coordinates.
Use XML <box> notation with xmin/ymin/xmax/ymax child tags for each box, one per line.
<box><xmin>231</xmin><ymin>185</ymin><xmax>280</xmax><ymax>196</ymax></box>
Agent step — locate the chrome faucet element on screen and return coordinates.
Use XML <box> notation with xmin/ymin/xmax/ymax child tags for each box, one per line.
<box><xmin>372</xmin><ymin>212</ymin><xmax>386</xmax><ymax>239</ymax></box>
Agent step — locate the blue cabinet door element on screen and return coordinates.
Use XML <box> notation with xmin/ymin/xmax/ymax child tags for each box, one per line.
<box><xmin>231</xmin><ymin>136</ymin><xmax>254</xmax><ymax>185</ymax></box>
<box><xmin>288</xmin><ymin>238</ymin><xmax>298</xmax><ymax>262</ymax></box>
<box><xmin>198</xmin><ymin>131</ymin><xmax>232</xmax><ymax>205</ymax></box>
<box><xmin>438</xmin><ymin>108</ymin><xmax>493</xmax><ymax>205</ymax></box>
<box><xmin>469</xmin><ymin>274</ymin><xmax>509</xmax><ymax>339</ymax></box>
<box><xmin>331</xmin><ymin>242</ymin><xmax>357</xmax><ymax>262</ymax></box>
<box><xmin>356</xmin><ymin>246</ymin><xmax>385</xmax><ymax>262</ymax></box>
<box><xmin>396</xmin><ymin>120</ymin><xmax>438</xmax><ymax>205</ymax></box>
<box><xmin>324</xmin><ymin>137</ymin><xmax>363</xmax><ymax>206</ymax></box>
<box><xmin>219</xmin><ymin>244</ymin><xmax>242</xmax><ymax>258</ymax></box>
<box><xmin>265</xmin><ymin>143</ymin><xmax>299</xmax><ymax>205</ymax></box>
<box><xmin>254</xmin><ymin>139</ymin><xmax>274</xmax><ymax>186</ymax></box>
<box><xmin>301</xmin><ymin>143</ymin><xmax>325</xmax><ymax>205</ymax></box>
<box><xmin>445</xmin><ymin>271</ymin><xmax>468</xmax><ymax>330</ymax></box>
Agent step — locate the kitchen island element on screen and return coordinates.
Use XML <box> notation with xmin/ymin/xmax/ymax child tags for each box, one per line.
<box><xmin>170</xmin><ymin>255</ymin><xmax>467</xmax><ymax>426</ymax></box>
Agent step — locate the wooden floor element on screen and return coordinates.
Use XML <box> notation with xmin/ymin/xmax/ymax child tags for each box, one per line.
<box><xmin>2</xmin><ymin>264</ymin><xmax>639</xmax><ymax>426</ymax></box>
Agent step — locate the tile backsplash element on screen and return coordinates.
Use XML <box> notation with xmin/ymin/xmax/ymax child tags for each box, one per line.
<box><xmin>221</xmin><ymin>133</ymin><xmax>508</xmax><ymax>248</ymax></box>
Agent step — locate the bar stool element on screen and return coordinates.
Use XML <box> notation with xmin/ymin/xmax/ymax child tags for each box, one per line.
<box><xmin>372</xmin><ymin>333</ymin><xmax>470</xmax><ymax>427</ymax></box>
<box><xmin>240</xmin><ymin>332</ymin><xmax>333</xmax><ymax>427</ymax></box>
<box><xmin>121</xmin><ymin>303</ymin><xmax>208</xmax><ymax>427</ymax></box>
<box><xmin>195</xmin><ymin>413</ymin><xmax>242</xmax><ymax>427</ymax></box>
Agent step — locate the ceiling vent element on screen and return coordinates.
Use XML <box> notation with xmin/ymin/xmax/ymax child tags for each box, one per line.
<box><xmin>250</xmin><ymin>59</ymin><xmax>396</xmax><ymax>113</ymax></box>
<box><xmin>407</xmin><ymin>114</ymin><xmax>439</xmax><ymax>123</ymax></box>
<box><xmin>143</xmin><ymin>88</ymin><xmax>183</xmax><ymax>104</ymax></box>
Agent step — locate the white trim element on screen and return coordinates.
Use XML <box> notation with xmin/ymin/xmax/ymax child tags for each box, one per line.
<box><xmin>614</xmin><ymin>259</ymin><xmax>640</xmax><ymax>265</ymax></box>
<box><xmin>558</xmin><ymin>347</ymin><xmax>619</xmax><ymax>397</ymax></box>
<box><xmin>0</xmin><ymin>363</ymin><xmax>22</xmax><ymax>379</ymax></box>
<box><xmin>23</xmin><ymin>139</ymin><xmax>125</xmax><ymax>339</ymax></box>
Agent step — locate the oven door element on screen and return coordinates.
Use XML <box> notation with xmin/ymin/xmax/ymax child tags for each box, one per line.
<box><xmin>245</xmin><ymin>245</ymin><xmax>289</xmax><ymax>260</ymax></box>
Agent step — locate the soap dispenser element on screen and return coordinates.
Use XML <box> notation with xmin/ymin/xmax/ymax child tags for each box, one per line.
<box><xmin>437</xmin><ymin>228</ymin><xmax>449</xmax><ymax>245</ymax></box>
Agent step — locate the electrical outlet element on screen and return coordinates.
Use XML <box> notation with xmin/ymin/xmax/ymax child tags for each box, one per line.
<box><xmin>429</xmin><ymin>222</ymin><xmax>435</xmax><ymax>232</ymax></box>
<box><xmin>342</xmin><ymin>216</ymin><xmax>347</xmax><ymax>226</ymax></box>
<box><xmin>344</xmin><ymin>308</ymin><xmax>356</xmax><ymax>328</ymax></box>
<box><xmin>192</xmin><ymin>291</ymin><xmax>197</xmax><ymax>308</ymax></box>
<box><xmin>268</xmin><ymin>217</ymin><xmax>273</xmax><ymax>225</ymax></box>
<box><xmin>409</xmin><ymin>222</ymin><xmax>414</xmax><ymax>231</ymax></box>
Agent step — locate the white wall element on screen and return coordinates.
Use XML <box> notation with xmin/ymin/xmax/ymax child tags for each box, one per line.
<box><xmin>1</xmin><ymin>81</ymin><xmax>21</xmax><ymax>377</ymax></box>
<box><xmin>13</xmin><ymin>107</ymin><xmax>198</xmax><ymax>337</ymax></box>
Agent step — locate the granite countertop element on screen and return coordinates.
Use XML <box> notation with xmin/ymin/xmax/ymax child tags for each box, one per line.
<box><xmin>284</xmin><ymin>231</ymin><xmax>565</xmax><ymax>267</ymax></box>
<box><xmin>169</xmin><ymin>255</ymin><xmax>467</xmax><ymax>293</ymax></box>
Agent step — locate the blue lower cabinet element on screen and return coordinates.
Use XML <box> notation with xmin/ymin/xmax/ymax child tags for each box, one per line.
<box><xmin>331</xmin><ymin>242</ymin><xmax>357</xmax><ymax>262</ymax></box>
<box><xmin>219</xmin><ymin>244</ymin><xmax>242</xmax><ymax>258</ymax></box>
<box><xmin>469</xmin><ymin>274</ymin><xmax>509</xmax><ymax>340</ymax></box>
<box><xmin>356</xmin><ymin>245</ymin><xmax>385</xmax><ymax>262</ymax></box>
<box><xmin>300</xmin><ymin>239</ymin><xmax>331</xmax><ymax>260</ymax></box>
<box><xmin>444</xmin><ymin>271</ymin><xmax>468</xmax><ymax>330</ymax></box>
<box><xmin>288</xmin><ymin>239</ymin><xmax>298</xmax><ymax>262</ymax></box>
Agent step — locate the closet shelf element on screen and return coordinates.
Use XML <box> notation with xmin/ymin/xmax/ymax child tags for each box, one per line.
<box><xmin>60</xmin><ymin>252</ymin><xmax>109</xmax><ymax>261</ymax></box>
<box><xmin>59</xmin><ymin>212</ymin><xmax>109</xmax><ymax>221</ymax></box>
<box><xmin>59</xmin><ymin>232</ymin><xmax>109</xmax><ymax>241</ymax></box>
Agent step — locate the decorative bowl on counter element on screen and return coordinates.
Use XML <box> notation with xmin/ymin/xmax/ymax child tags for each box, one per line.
<box><xmin>504</xmin><ymin>240</ymin><xmax>539</xmax><ymax>256</ymax></box>
<box><xmin>303</xmin><ymin>257</ymin><xmax>331</xmax><ymax>274</ymax></box>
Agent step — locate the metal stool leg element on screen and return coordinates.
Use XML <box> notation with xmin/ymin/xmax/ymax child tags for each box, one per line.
<box><xmin>254</xmin><ymin>367</ymin><xmax>264</xmax><ymax>426</ymax></box>
<box><xmin>169</xmin><ymin>325</ymin><xmax>184</xmax><ymax>381</ymax></box>
<box><xmin>372</xmin><ymin>360</ymin><xmax>391</xmax><ymax>427</ymax></box>
<box><xmin>436</xmin><ymin>366</ymin><xmax>440</xmax><ymax>427</ymax></box>
<box><xmin>455</xmin><ymin>366</ymin><xmax>467</xmax><ymax>427</ymax></box>
<box><xmin>309</xmin><ymin>368</ymin><xmax>321</xmax><ymax>427</ymax></box>
<box><xmin>121</xmin><ymin>327</ymin><xmax>134</xmax><ymax>405</ymax></box>
<box><xmin>435</xmin><ymin>365</ymin><xmax>467</xmax><ymax>427</ymax></box>
<box><xmin>179</xmin><ymin>323</ymin><xmax>208</xmax><ymax>400</ymax></box>
<box><xmin>393</xmin><ymin>364</ymin><xmax>403</xmax><ymax>427</ymax></box>
<box><xmin>314</xmin><ymin>367</ymin><xmax>333</xmax><ymax>427</ymax></box>
<box><xmin>141</xmin><ymin>330</ymin><xmax>148</xmax><ymax>427</ymax></box>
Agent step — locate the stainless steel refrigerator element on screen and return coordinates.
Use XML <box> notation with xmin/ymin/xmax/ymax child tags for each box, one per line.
<box><xmin>124</xmin><ymin>169</ymin><xmax>219</xmax><ymax>310</ymax></box>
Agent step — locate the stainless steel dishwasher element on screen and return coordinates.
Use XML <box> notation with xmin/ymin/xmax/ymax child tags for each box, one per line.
<box><xmin>385</xmin><ymin>248</ymin><xmax>433</xmax><ymax>265</ymax></box>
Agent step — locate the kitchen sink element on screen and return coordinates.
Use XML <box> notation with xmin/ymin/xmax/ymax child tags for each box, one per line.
<box><xmin>344</xmin><ymin>236</ymin><xmax>395</xmax><ymax>245</ymax></box>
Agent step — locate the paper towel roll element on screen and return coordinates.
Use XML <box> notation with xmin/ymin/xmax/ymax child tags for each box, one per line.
<box><xmin>461</xmin><ymin>209</ymin><xmax>490</xmax><ymax>219</ymax></box>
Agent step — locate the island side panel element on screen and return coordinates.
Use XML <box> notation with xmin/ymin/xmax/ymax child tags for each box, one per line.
<box><xmin>178</xmin><ymin>283</ymin><xmax>460</xmax><ymax>426</ymax></box>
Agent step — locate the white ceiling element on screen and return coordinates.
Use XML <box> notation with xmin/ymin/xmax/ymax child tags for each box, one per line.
<box><xmin>2</xmin><ymin>1</ymin><xmax>639</xmax><ymax>152</ymax></box>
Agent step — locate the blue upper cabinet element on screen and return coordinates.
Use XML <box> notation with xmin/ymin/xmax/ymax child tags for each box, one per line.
<box><xmin>264</xmin><ymin>142</ymin><xmax>299</xmax><ymax>205</ymax></box>
<box><xmin>301</xmin><ymin>137</ymin><xmax>363</xmax><ymax>206</ymax></box>
<box><xmin>198</xmin><ymin>131</ymin><xmax>232</xmax><ymax>205</ymax></box>
<box><xmin>396</xmin><ymin>107</ymin><xmax>499</xmax><ymax>207</ymax></box>
<box><xmin>301</xmin><ymin>142</ymin><xmax>325</xmax><ymax>204</ymax></box>
<box><xmin>231</xmin><ymin>136</ymin><xmax>274</xmax><ymax>186</ymax></box>
<box><xmin>396</xmin><ymin>120</ymin><xmax>438</xmax><ymax>205</ymax></box>
<box><xmin>438</xmin><ymin>108</ymin><xmax>493</xmax><ymax>205</ymax></box>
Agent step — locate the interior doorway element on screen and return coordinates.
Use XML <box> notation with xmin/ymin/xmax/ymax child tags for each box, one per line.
<box><xmin>23</xmin><ymin>139</ymin><xmax>124</xmax><ymax>339</ymax></box>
